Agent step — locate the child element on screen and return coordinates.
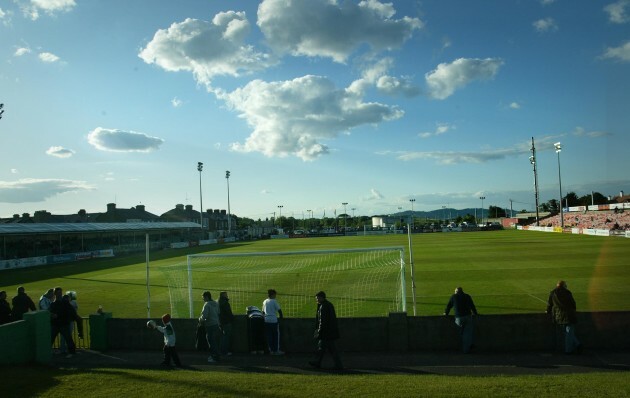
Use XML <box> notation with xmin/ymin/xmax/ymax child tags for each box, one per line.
<box><xmin>148</xmin><ymin>313</ymin><xmax>182</xmax><ymax>367</ymax></box>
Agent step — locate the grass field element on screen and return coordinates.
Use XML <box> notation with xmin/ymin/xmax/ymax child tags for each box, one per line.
<box><xmin>1</xmin><ymin>229</ymin><xmax>629</xmax><ymax>319</ymax></box>
<box><xmin>4</xmin><ymin>365</ymin><xmax>629</xmax><ymax>398</ymax></box>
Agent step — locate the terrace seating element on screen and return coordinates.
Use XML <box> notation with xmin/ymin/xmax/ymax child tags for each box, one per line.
<box><xmin>537</xmin><ymin>210</ymin><xmax>630</xmax><ymax>231</ymax></box>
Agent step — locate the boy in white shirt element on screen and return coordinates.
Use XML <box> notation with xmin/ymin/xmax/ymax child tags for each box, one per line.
<box><xmin>149</xmin><ymin>313</ymin><xmax>182</xmax><ymax>367</ymax></box>
<box><xmin>262</xmin><ymin>289</ymin><xmax>284</xmax><ymax>355</ymax></box>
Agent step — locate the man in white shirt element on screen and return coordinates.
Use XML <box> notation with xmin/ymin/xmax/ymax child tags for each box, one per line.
<box><xmin>200</xmin><ymin>291</ymin><xmax>221</xmax><ymax>362</ymax></box>
<box><xmin>262</xmin><ymin>289</ymin><xmax>284</xmax><ymax>355</ymax></box>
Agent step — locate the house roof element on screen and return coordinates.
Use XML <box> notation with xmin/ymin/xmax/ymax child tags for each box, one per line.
<box><xmin>0</xmin><ymin>222</ymin><xmax>201</xmax><ymax>235</ymax></box>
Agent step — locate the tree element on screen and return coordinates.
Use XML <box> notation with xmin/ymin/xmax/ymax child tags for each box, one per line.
<box><xmin>488</xmin><ymin>205</ymin><xmax>507</xmax><ymax>218</ymax></box>
<box><xmin>563</xmin><ymin>192</ymin><xmax>579</xmax><ymax>207</ymax></box>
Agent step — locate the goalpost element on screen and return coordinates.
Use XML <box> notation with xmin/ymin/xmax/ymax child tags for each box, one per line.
<box><xmin>159</xmin><ymin>247</ymin><xmax>406</xmax><ymax>319</ymax></box>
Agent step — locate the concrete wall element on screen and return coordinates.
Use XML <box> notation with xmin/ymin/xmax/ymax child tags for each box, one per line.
<box><xmin>105</xmin><ymin>311</ymin><xmax>630</xmax><ymax>353</ymax></box>
<box><xmin>0</xmin><ymin>311</ymin><xmax>51</xmax><ymax>365</ymax></box>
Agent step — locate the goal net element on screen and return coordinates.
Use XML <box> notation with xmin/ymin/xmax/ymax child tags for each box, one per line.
<box><xmin>159</xmin><ymin>247</ymin><xmax>406</xmax><ymax>319</ymax></box>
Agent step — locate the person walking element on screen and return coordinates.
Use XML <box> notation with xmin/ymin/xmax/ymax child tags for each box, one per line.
<box><xmin>262</xmin><ymin>289</ymin><xmax>284</xmax><ymax>355</ymax></box>
<box><xmin>546</xmin><ymin>280</ymin><xmax>582</xmax><ymax>354</ymax></box>
<box><xmin>200</xmin><ymin>291</ymin><xmax>221</xmax><ymax>363</ymax></box>
<box><xmin>444</xmin><ymin>286</ymin><xmax>478</xmax><ymax>353</ymax></box>
<box><xmin>11</xmin><ymin>286</ymin><xmax>36</xmax><ymax>321</ymax></box>
<box><xmin>148</xmin><ymin>313</ymin><xmax>182</xmax><ymax>367</ymax></box>
<box><xmin>0</xmin><ymin>291</ymin><xmax>12</xmax><ymax>325</ymax></box>
<box><xmin>218</xmin><ymin>291</ymin><xmax>234</xmax><ymax>356</ymax></box>
<box><xmin>309</xmin><ymin>291</ymin><xmax>343</xmax><ymax>370</ymax></box>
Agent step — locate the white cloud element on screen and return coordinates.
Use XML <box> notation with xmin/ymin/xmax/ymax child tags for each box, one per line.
<box><xmin>38</xmin><ymin>52</ymin><xmax>60</xmax><ymax>63</ymax></box>
<box><xmin>572</xmin><ymin>126</ymin><xmax>612</xmax><ymax>137</ymax></box>
<box><xmin>365</xmin><ymin>188</ymin><xmax>384</xmax><ymax>201</ymax></box>
<box><xmin>139</xmin><ymin>12</ymin><xmax>274</xmax><ymax>88</ymax></box>
<box><xmin>14</xmin><ymin>47</ymin><xmax>31</xmax><ymax>57</ymax></box>
<box><xmin>17</xmin><ymin>0</ymin><xmax>76</xmax><ymax>20</ymax></box>
<box><xmin>510</xmin><ymin>102</ymin><xmax>521</xmax><ymax>109</ymax></box>
<box><xmin>604</xmin><ymin>0</ymin><xmax>630</xmax><ymax>24</ymax></box>
<box><xmin>0</xmin><ymin>178</ymin><xmax>93</xmax><ymax>203</ymax></box>
<box><xmin>46</xmin><ymin>146</ymin><xmax>75</xmax><ymax>158</ymax></box>
<box><xmin>601</xmin><ymin>40</ymin><xmax>630</xmax><ymax>62</ymax></box>
<box><xmin>10</xmin><ymin>169</ymin><xmax>18</xmax><ymax>174</ymax></box>
<box><xmin>348</xmin><ymin>57</ymin><xmax>420</xmax><ymax>97</ymax></box>
<box><xmin>533</xmin><ymin>17</ymin><xmax>558</xmax><ymax>32</ymax></box>
<box><xmin>220</xmin><ymin>75</ymin><xmax>403</xmax><ymax>161</ymax></box>
<box><xmin>394</xmin><ymin>136</ymin><xmax>562</xmax><ymax>165</ymax></box>
<box><xmin>171</xmin><ymin>97</ymin><xmax>183</xmax><ymax>108</ymax></box>
<box><xmin>425</xmin><ymin>58</ymin><xmax>504</xmax><ymax>100</ymax></box>
<box><xmin>1</xmin><ymin>7</ymin><xmax>12</xmax><ymax>26</ymax></box>
<box><xmin>419</xmin><ymin>123</ymin><xmax>454</xmax><ymax>139</ymax></box>
<box><xmin>87</xmin><ymin>127</ymin><xmax>165</xmax><ymax>152</ymax></box>
<box><xmin>257</xmin><ymin>0</ymin><xmax>423</xmax><ymax>63</ymax></box>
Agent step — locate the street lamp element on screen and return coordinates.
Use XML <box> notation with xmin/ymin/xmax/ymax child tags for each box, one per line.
<box><xmin>479</xmin><ymin>196</ymin><xmax>486</xmax><ymax>225</ymax></box>
<box><xmin>277</xmin><ymin>205</ymin><xmax>283</xmax><ymax>229</ymax></box>
<box><xmin>197</xmin><ymin>162</ymin><xmax>204</xmax><ymax>234</ymax></box>
<box><xmin>409</xmin><ymin>198</ymin><xmax>416</xmax><ymax>229</ymax></box>
<box><xmin>442</xmin><ymin>205</ymin><xmax>447</xmax><ymax>224</ymax></box>
<box><xmin>225</xmin><ymin>170</ymin><xmax>231</xmax><ymax>234</ymax></box>
<box><xmin>554</xmin><ymin>142</ymin><xmax>564</xmax><ymax>229</ymax></box>
<box><xmin>342</xmin><ymin>202</ymin><xmax>348</xmax><ymax>232</ymax></box>
<box><xmin>529</xmin><ymin>137</ymin><xmax>540</xmax><ymax>226</ymax></box>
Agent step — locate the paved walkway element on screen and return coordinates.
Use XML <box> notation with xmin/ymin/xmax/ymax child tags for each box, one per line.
<box><xmin>51</xmin><ymin>349</ymin><xmax>630</xmax><ymax>376</ymax></box>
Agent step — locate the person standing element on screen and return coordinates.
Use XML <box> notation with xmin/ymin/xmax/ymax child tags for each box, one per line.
<box><xmin>262</xmin><ymin>289</ymin><xmax>284</xmax><ymax>355</ymax></box>
<box><xmin>148</xmin><ymin>313</ymin><xmax>182</xmax><ymax>367</ymax></box>
<box><xmin>38</xmin><ymin>289</ymin><xmax>54</xmax><ymax>311</ymax></box>
<box><xmin>443</xmin><ymin>286</ymin><xmax>478</xmax><ymax>353</ymax></box>
<box><xmin>49</xmin><ymin>287</ymin><xmax>83</xmax><ymax>358</ymax></box>
<box><xmin>309</xmin><ymin>291</ymin><xmax>343</xmax><ymax>370</ymax></box>
<box><xmin>60</xmin><ymin>291</ymin><xmax>79</xmax><ymax>354</ymax></box>
<box><xmin>546</xmin><ymin>280</ymin><xmax>582</xmax><ymax>354</ymax></box>
<box><xmin>11</xmin><ymin>286</ymin><xmax>36</xmax><ymax>321</ymax></box>
<box><xmin>218</xmin><ymin>291</ymin><xmax>234</xmax><ymax>356</ymax></box>
<box><xmin>200</xmin><ymin>291</ymin><xmax>221</xmax><ymax>363</ymax></box>
<box><xmin>0</xmin><ymin>291</ymin><xmax>12</xmax><ymax>325</ymax></box>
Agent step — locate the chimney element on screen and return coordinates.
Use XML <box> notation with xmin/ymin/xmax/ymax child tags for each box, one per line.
<box><xmin>176</xmin><ymin>204</ymin><xmax>184</xmax><ymax>210</ymax></box>
<box><xmin>136</xmin><ymin>205</ymin><xmax>145</xmax><ymax>212</ymax></box>
<box><xmin>220</xmin><ymin>209</ymin><xmax>227</xmax><ymax>215</ymax></box>
<box><xmin>185</xmin><ymin>205</ymin><xmax>193</xmax><ymax>212</ymax></box>
<box><xmin>13</xmin><ymin>214</ymin><xmax>19</xmax><ymax>220</ymax></box>
<box><xmin>107</xmin><ymin>203</ymin><xmax>116</xmax><ymax>212</ymax></box>
<box><xmin>206</xmin><ymin>209</ymin><xmax>213</xmax><ymax>214</ymax></box>
<box><xmin>78</xmin><ymin>209</ymin><xmax>86</xmax><ymax>216</ymax></box>
<box><xmin>621</xmin><ymin>191</ymin><xmax>625</xmax><ymax>197</ymax></box>
<box><xmin>22</xmin><ymin>213</ymin><xmax>30</xmax><ymax>219</ymax></box>
<box><xmin>214</xmin><ymin>209</ymin><xmax>220</xmax><ymax>214</ymax></box>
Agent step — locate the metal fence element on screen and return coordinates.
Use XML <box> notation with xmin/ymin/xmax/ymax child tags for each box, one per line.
<box><xmin>52</xmin><ymin>317</ymin><xmax>90</xmax><ymax>350</ymax></box>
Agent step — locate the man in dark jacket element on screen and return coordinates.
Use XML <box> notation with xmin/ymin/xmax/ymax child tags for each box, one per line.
<box><xmin>49</xmin><ymin>287</ymin><xmax>83</xmax><ymax>357</ymax></box>
<box><xmin>546</xmin><ymin>280</ymin><xmax>582</xmax><ymax>354</ymax></box>
<box><xmin>309</xmin><ymin>291</ymin><xmax>343</xmax><ymax>370</ymax></box>
<box><xmin>11</xmin><ymin>286</ymin><xmax>36</xmax><ymax>321</ymax></box>
<box><xmin>444</xmin><ymin>286</ymin><xmax>478</xmax><ymax>353</ymax></box>
<box><xmin>0</xmin><ymin>290</ymin><xmax>12</xmax><ymax>325</ymax></box>
<box><xmin>218</xmin><ymin>291</ymin><xmax>234</xmax><ymax>355</ymax></box>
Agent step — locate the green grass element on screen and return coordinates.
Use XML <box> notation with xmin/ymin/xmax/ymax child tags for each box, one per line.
<box><xmin>4</xmin><ymin>366</ymin><xmax>629</xmax><ymax>397</ymax></box>
<box><xmin>1</xmin><ymin>230</ymin><xmax>629</xmax><ymax>318</ymax></box>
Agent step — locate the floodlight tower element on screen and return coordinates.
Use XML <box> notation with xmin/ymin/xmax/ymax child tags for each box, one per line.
<box><xmin>342</xmin><ymin>202</ymin><xmax>348</xmax><ymax>232</ymax></box>
<box><xmin>554</xmin><ymin>142</ymin><xmax>564</xmax><ymax>229</ymax></box>
<box><xmin>529</xmin><ymin>137</ymin><xmax>540</xmax><ymax>226</ymax></box>
<box><xmin>277</xmin><ymin>205</ymin><xmax>283</xmax><ymax>229</ymax></box>
<box><xmin>479</xmin><ymin>196</ymin><xmax>485</xmax><ymax>225</ymax></box>
<box><xmin>225</xmin><ymin>170</ymin><xmax>232</xmax><ymax>234</ymax></box>
<box><xmin>197</xmin><ymin>162</ymin><xmax>204</xmax><ymax>235</ymax></box>
<box><xmin>409</xmin><ymin>198</ymin><xmax>416</xmax><ymax>229</ymax></box>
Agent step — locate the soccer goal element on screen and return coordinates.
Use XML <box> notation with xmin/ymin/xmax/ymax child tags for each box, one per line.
<box><xmin>160</xmin><ymin>247</ymin><xmax>407</xmax><ymax>319</ymax></box>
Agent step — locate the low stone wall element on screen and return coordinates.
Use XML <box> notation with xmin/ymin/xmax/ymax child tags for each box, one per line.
<box><xmin>106</xmin><ymin>311</ymin><xmax>630</xmax><ymax>353</ymax></box>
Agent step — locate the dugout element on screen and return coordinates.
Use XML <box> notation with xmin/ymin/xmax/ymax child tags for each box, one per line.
<box><xmin>0</xmin><ymin>222</ymin><xmax>201</xmax><ymax>261</ymax></box>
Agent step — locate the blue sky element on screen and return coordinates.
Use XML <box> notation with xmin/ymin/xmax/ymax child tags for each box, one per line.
<box><xmin>0</xmin><ymin>0</ymin><xmax>628</xmax><ymax>221</ymax></box>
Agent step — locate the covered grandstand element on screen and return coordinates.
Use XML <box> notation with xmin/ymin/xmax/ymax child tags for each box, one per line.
<box><xmin>0</xmin><ymin>222</ymin><xmax>202</xmax><ymax>269</ymax></box>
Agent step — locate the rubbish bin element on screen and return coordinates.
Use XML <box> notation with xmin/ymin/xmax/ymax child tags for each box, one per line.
<box><xmin>246</xmin><ymin>306</ymin><xmax>265</xmax><ymax>354</ymax></box>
